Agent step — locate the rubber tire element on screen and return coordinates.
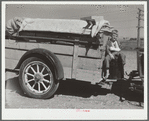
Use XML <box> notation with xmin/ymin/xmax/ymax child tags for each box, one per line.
<box><xmin>19</xmin><ymin>57</ymin><xmax>59</xmax><ymax>99</ymax></box>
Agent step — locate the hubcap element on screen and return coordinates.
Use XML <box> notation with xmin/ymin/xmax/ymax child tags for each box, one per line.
<box><xmin>34</xmin><ymin>73</ymin><xmax>42</xmax><ymax>82</ymax></box>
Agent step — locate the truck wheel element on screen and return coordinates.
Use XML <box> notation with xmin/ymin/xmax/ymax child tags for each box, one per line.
<box><xmin>19</xmin><ymin>57</ymin><xmax>59</xmax><ymax>99</ymax></box>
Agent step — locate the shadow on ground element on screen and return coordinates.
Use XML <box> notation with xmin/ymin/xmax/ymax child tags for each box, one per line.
<box><xmin>5</xmin><ymin>77</ymin><xmax>110</xmax><ymax>98</ymax></box>
<box><xmin>5</xmin><ymin>77</ymin><xmax>144</xmax><ymax>103</ymax></box>
<box><xmin>56</xmin><ymin>79</ymin><xmax>110</xmax><ymax>98</ymax></box>
<box><xmin>5</xmin><ymin>76</ymin><xmax>26</xmax><ymax>97</ymax></box>
<box><xmin>111</xmin><ymin>80</ymin><xmax>144</xmax><ymax>104</ymax></box>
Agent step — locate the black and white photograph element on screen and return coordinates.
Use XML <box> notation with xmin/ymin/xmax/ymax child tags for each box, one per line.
<box><xmin>2</xmin><ymin>1</ymin><xmax>147</xmax><ymax>120</ymax></box>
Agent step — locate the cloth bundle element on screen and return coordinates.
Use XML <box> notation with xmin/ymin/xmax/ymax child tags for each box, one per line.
<box><xmin>6</xmin><ymin>17</ymin><xmax>24</xmax><ymax>36</ymax></box>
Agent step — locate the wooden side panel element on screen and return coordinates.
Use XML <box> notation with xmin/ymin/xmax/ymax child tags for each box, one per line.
<box><xmin>5</xmin><ymin>39</ymin><xmax>39</xmax><ymax>50</ymax></box>
<box><xmin>6</xmin><ymin>39</ymin><xmax>102</xmax><ymax>58</ymax></box>
<box><xmin>78</xmin><ymin>57</ymin><xmax>102</xmax><ymax>71</ymax></box>
<box><xmin>56</xmin><ymin>55</ymin><xmax>72</xmax><ymax>67</ymax></box>
<box><xmin>39</xmin><ymin>43</ymin><xmax>73</xmax><ymax>55</ymax></box>
<box><xmin>71</xmin><ymin>43</ymin><xmax>79</xmax><ymax>78</ymax></box>
<box><xmin>5</xmin><ymin>49</ymin><xmax>26</xmax><ymax>60</ymax></box>
<box><xmin>78</xmin><ymin>47</ymin><xmax>101</xmax><ymax>58</ymax></box>
<box><xmin>5</xmin><ymin>58</ymin><xmax>19</xmax><ymax>69</ymax></box>
<box><xmin>5</xmin><ymin>39</ymin><xmax>20</xmax><ymax>48</ymax></box>
<box><xmin>6</xmin><ymin>40</ymin><xmax>74</xmax><ymax>55</ymax></box>
<box><xmin>19</xmin><ymin>42</ymin><xmax>39</xmax><ymax>50</ymax></box>
<box><xmin>5</xmin><ymin>39</ymin><xmax>103</xmax><ymax>82</ymax></box>
<box><xmin>63</xmin><ymin>67</ymin><xmax>72</xmax><ymax>79</ymax></box>
<box><xmin>76</xmin><ymin>69</ymin><xmax>101</xmax><ymax>83</ymax></box>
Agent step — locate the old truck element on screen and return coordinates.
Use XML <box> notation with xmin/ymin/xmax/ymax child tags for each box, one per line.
<box><xmin>5</xmin><ymin>16</ymin><xmax>124</xmax><ymax>99</ymax></box>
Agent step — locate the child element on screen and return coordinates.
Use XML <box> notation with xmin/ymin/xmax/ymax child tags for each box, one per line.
<box><xmin>103</xmin><ymin>30</ymin><xmax>126</xmax><ymax>80</ymax></box>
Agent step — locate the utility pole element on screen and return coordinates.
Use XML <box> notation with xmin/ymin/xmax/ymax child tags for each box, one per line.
<box><xmin>136</xmin><ymin>8</ymin><xmax>144</xmax><ymax>77</ymax></box>
<box><xmin>137</xmin><ymin>8</ymin><xmax>144</xmax><ymax>48</ymax></box>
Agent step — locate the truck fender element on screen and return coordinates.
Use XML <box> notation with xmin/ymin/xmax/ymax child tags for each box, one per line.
<box><xmin>15</xmin><ymin>48</ymin><xmax>64</xmax><ymax>80</ymax></box>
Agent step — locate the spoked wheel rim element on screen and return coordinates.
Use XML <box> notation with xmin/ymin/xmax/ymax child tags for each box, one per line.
<box><xmin>23</xmin><ymin>61</ymin><xmax>54</xmax><ymax>94</ymax></box>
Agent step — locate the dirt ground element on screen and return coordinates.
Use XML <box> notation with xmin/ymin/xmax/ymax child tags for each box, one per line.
<box><xmin>5</xmin><ymin>77</ymin><xmax>143</xmax><ymax>109</ymax></box>
<box><xmin>5</xmin><ymin>51</ymin><xmax>144</xmax><ymax>109</ymax></box>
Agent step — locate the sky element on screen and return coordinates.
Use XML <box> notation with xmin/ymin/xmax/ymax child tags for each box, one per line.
<box><xmin>5</xmin><ymin>3</ymin><xmax>144</xmax><ymax>38</ymax></box>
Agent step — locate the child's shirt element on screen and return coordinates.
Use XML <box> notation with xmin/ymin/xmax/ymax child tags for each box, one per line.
<box><xmin>105</xmin><ymin>39</ymin><xmax>121</xmax><ymax>56</ymax></box>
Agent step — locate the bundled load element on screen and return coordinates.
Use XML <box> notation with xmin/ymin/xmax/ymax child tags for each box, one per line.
<box><xmin>6</xmin><ymin>17</ymin><xmax>24</xmax><ymax>37</ymax></box>
<box><xmin>6</xmin><ymin>16</ymin><xmax>113</xmax><ymax>39</ymax></box>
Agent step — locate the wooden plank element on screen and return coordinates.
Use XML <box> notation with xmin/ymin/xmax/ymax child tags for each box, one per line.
<box><xmin>19</xmin><ymin>42</ymin><xmax>39</xmax><ymax>50</ymax></box>
<box><xmin>5</xmin><ymin>58</ymin><xmax>19</xmax><ymax>69</ymax></box>
<box><xmin>39</xmin><ymin>43</ymin><xmax>73</xmax><ymax>55</ymax></box>
<box><xmin>6</xmin><ymin>40</ymin><xmax>74</xmax><ymax>56</ymax></box>
<box><xmin>5</xmin><ymin>49</ymin><xmax>26</xmax><ymax>60</ymax></box>
<box><xmin>78</xmin><ymin>57</ymin><xmax>102</xmax><ymax>71</ymax></box>
<box><xmin>78</xmin><ymin>47</ymin><xmax>101</xmax><ymax>58</ymax></box>
<box><xmin>6</xmin><ymin>39</ymin><xmax>102</xmax><ymax>58</ymax></box>
<box><xmin>71</xmin><ymin>41</ymin><xmax>79</xmax><ymax>78</ymax></box>
<box><xmin>76</xmin><ymin>69</ymin><xmax>101</xmax><ymax>84</ymax></box>
<box><xmin>5</xmin><ymin>39</ymin><xmax>39</xmax><ymax>50</ymax></box>
<box><xmin>56</xmin><ymin>55</ymin><xmax>73</xmax><ymax>68</ymax></box>
<box><xmin>5</xmin><ymin>39</ymin><xmax>20</xmax><ymax>48</ymax></box>
<box><xmin>63</xmin><ymin>67</ymin><xmax>72</xmax><ymax>79</ymax></box>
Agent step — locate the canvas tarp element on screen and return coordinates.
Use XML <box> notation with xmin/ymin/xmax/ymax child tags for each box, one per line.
<box><xmin>6</xmin><ymin>17</ymin><xmax>113</xmax><ymax>38</ymax></box>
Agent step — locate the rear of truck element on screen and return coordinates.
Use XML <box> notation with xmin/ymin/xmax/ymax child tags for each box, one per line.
<box><xmin>5</xmin><ymin>16</ymin><xmax>114</xmax><ymax>98</ymax></box>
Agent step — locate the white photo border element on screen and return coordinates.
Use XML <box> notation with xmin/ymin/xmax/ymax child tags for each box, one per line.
<box><xmin>2</xmin><ymin>1</ymin><xmax>148</xmax><ymax>120</ymax></box>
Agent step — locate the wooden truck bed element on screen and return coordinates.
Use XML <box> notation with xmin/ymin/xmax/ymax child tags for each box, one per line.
<box><xmin>5</xmin><ymin>31</ymin><xmax>107</xmax><ymax>83</ymax></box>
